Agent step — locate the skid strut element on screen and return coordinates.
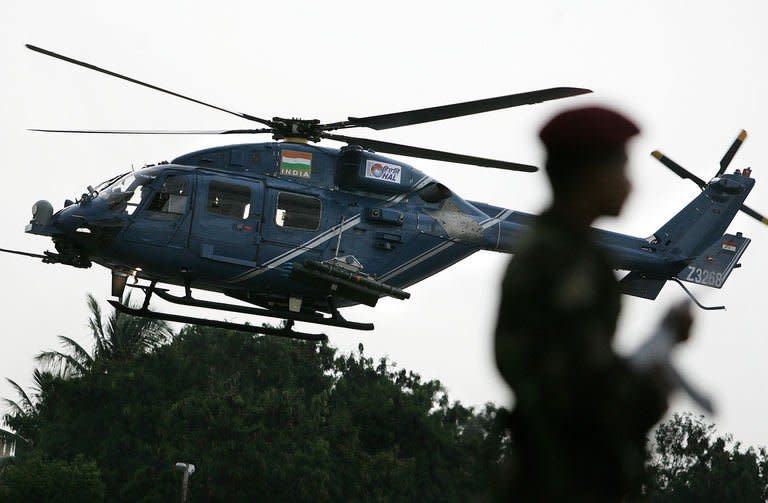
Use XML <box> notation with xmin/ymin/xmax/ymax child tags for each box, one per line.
<box><xmin>112</xmin><ymin>282</ymin><xmax>329</xmax><ymax>342</ymax></box>
<box><xmin>109</xmin><ymin>300</ymin><xmax>327</xmax><ymax>341</ymax></box>
<box><xmin>127</xmin><ymin>283</ymin><xmax>374</xmax><ymax>331</ymax></box>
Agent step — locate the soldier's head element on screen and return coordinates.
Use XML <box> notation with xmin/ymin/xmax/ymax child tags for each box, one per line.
<box><xmin>539</xmin><ymin>106</ymin><xmax>639</xmax><ymax>217</ymax></box>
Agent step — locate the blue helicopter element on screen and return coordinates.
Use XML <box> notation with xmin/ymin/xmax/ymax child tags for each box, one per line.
<box><xmin>2</xmin><ymin>45</ymin><xmax>764</xmax><ymax>341</ymax></box>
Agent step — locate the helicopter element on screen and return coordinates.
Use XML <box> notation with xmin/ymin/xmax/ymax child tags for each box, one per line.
<box><xmin>2</xmin><ymin>44</ymin><xmax>765</xmax><ymax>342</ymax></box>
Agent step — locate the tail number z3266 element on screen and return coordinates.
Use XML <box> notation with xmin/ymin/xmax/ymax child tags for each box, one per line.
<box><xmin>685</xmin><ymin>266</ymin><xmax>724</xmax><ymax>287</ymax></box>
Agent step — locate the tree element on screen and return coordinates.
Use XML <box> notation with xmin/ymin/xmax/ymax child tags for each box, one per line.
<box><xmin>3</xmin><ymin>306</ymin><xmax>511</xmax><ymax>502</ymax></box>
<box><xmin>35</xmin><ymin>294</ymin><xmax>171</xmax><ymax>377</ymax></box>
<box><xmin>3</xmin><ymin>369</ymin><xmax>57</xmax><ymax>445</ymax></box>
<box><xmin>0</xmin><ymin>453</ymin><xmax>105</xmax><ymax>502</ymax></box>
<box><xmin>635</xmin><ymin>412</ymin><xmax>768</xmax><ymax>502</ymax></box>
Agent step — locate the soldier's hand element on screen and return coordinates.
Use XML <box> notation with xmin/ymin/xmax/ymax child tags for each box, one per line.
<box><xmin>661</xmin><ymin>300</ymin><xmax>694</xmax><ymax>343</ymax></box>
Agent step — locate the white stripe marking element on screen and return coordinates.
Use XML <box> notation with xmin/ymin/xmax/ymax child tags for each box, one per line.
<box><xmin>230</xmin><ymin>175</ymin><xmax>433</xmax><ymax>282</ymax></box>
<box><xmin>378</xmin><ymin>208</ymin><xmax>512</xmax><ymax>282</ymax></box>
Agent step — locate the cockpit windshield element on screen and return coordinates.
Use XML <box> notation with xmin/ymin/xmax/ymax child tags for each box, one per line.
<box><xmin>96</xmin><ymin>172</ymin><xmax>154</xmax><ymax>214</ymax></box>
<box><xmin>93</xmin><ymin>172</ymin><xmax>128</xmax><ymax>193</ymax></box>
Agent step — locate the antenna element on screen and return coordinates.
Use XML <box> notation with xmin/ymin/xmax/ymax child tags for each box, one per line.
<box><xmin>334</xmin><ymin>216</ymin><xmax>345</xmax><ymax>258</ymax></box>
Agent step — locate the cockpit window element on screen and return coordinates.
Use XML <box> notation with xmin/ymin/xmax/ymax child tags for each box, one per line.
<box><xmin>145</xmin><ymin>175</ymin><xmax>189</xmax><ymax>219</ymax></box>
<box><xmin>96</xmin><ymin>172</ymin><xmax>152</xmax><ymax>215</ymax></box>
<box><xmin>94</xmin><ymin>172</ymin><xmax>128</xmax><ymax>193</ymax></box>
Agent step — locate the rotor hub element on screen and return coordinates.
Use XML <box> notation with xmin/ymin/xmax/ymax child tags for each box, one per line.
<box><xmin>271</xmin><ymin>117</ymin><xmax>322</xmax><ymax>142</ymax></box>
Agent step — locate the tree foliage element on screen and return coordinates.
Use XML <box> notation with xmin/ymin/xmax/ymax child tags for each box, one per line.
<box><xmin>14</xmin><ymin>298</ymin><xmax>768</xmax><ymax>501</ymax></box>
<box><xmin>0</xmin><ymin>453</ymin><xmax>104</xmax><ymax>502</ymax></box>
<box><xmin>34</xmin><ymin>294</ymin><xmax>171</xmax><ymax>378</ymax></box>
<box><xmin>2</xmin><ymin>299</ymin><xmax>510</xmax><ymax>502</ymax></box>
<box><xmin>635</xmin><ymin>412</ymin><xmax>768</xmax><ymax>502</ymax></box>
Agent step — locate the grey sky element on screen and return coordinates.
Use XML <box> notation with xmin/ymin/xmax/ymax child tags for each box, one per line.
<box><xmin>2</xmin><ymin>0</ymin><xmax>767</xmax><ymax>447</ymax></box>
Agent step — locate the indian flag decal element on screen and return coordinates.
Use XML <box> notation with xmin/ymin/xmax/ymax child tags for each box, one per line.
<box><xmin>280</xmin><ymin>150</ymin><xmax>312</xmax><ymax>178</ymax></box>
<box><xmin>722</xmin><ymin>240</ymin><xmax>737</xmax><ymax>252</ymax></box>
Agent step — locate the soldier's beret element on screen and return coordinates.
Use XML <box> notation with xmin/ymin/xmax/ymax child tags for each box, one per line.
<box><xmin>539</xmin><ymin>106</ymin><xmax>640</xmax><ymax>154</ymax></box>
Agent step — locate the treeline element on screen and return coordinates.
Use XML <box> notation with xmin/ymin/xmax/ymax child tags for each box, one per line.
<box><xmin>639</xmin><ymin>413</ymin><xmax>768</xmax><ymax>502</ymax></box>
<box><xmin>2</xmin><ymin>297</ymin><xmax>767</xmax><ymax>501</ymax></box>
<box><xmin>1</xmin><ymin>296</ymin><xmax>509</xmax><ymax>501</ymax></box>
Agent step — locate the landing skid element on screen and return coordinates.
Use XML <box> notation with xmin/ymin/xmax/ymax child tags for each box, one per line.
<box><xmin>109</xmin><ymin>300</ymin><xmax>328</xmax><ymax>342</ymax></box>
<box><xmin>115</xmin><ymin>281</ymin><xmax>376</xmax><ymax>341</ymax></box>
<box><xmin>127</xmin><ymin>283</ymin><xmax>374</xmax><ymax>331</ymax></box>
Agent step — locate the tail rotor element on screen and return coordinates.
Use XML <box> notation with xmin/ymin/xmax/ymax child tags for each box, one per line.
<box><xmin>651</xmin><ymin>130</ymin><xmax>768</xmax><ymax>227</ymax></box>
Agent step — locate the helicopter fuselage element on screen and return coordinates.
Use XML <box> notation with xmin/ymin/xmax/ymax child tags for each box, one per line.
<box><xmin>26</xmin><ymin>142</ymin><xmax>523</xmax><ymax>312</ymax></box>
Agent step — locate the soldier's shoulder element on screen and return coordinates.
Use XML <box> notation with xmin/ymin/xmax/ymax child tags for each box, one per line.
<box><xmin>503</xmin><ymin>220</ymin><xmax>605</xmax><ymax>307</ymax></box>
<box><xmin>514</xmin><ymin>220</ymin><xmax>576</xmax><ymax>265</ymax></box>
<box><xmin>501</xmin><ymin>224</ymin><xmax>567</xmax><ymax>290</ymax></box>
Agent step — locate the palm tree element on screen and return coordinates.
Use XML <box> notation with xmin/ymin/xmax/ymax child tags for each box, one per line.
<box><xmin>2</xmin><ymin>369</ymin><xmax>57</xmax><ymax>445</ymax></box>
<box><xmin>32</xmin><ymin>336</ymin><xmax>93</xmax><ymax>379</ymax></box>
<box><xmin>3</xmin><ymin>370</ymin><xmax>57</xmax><ymax>417</ymax></box>
<box><xmin>3</xmin><ymin>295</ymin><xmax>170</xmax><ymax>442</ymax></box>
<box><xmin>3</xmin><ymin>378</ymin><xmax>34</xmax><ymax>419</ymax></box>
<box><xmin>35</xmin><ymin>294</ymin><xmax>172</xmax><ymax>377</ymax></box>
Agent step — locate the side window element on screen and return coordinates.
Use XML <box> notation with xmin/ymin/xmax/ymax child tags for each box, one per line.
<box><xmin>123</xmin><ymin>189</ymin><xmax>146</xmax><ymax>216</ymax></box>
<box><xmin>207</xmin><ymin>181</ymin><xmax>251</xmax><ymax>219</ymax></box>
<box><xmin>145</xmin><ymin>175</ymin><xmax>189</xmax><ymax>219</ymax></box>
<box><xmin>275</xmin><ymin>192</ymin><xmax>321</xmax><ymax>230</ymax></box>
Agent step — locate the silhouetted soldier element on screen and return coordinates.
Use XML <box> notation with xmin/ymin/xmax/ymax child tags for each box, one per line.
<box><xmin>494</xmin><ymin>107</ymin><xmax>692</xmax><ymax>501</ymax></box>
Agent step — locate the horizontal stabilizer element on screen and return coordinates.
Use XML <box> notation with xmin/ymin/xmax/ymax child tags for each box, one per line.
<box><xmin>676</xmin><ymin>233</ymin><xmax>750</xmax><ymax>289</ymax></box>
<box><xmin>619</xmin><ymin>271</ymin><xmax>667</xmax><ymax>300</ymax></box>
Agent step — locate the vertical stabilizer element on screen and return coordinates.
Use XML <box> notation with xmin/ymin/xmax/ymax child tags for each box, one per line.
<box><xmin>652</xmin><ymin>173</ymin><xmax>754</xmax><ymax>260</ymax></box>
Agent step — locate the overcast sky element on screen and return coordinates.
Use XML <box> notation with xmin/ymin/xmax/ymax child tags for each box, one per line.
<box><xmin>2</xmin><ymin>1</ymin><xmax>768</xmax><ymax>447</ymax></box>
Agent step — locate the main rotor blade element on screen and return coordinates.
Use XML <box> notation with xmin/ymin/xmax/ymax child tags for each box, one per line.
<box><xmin>28</xmin><ymin>128</ymin><xmax>273</xmax><ymax>135</ymax></box>
<box><xmin>740</xmin><ymin>203</ymin><xmax>768</xmax><ymax>226</ymax></box>
<box><xmin>26</xmin><ymin>44</ymin><xmax>274</xmax><ymax>127</ymax></box>
<box><xmin>0</xmin><ymin>247</ymin><xmax>46</xmax><ymax>260</ymax></box>
<box><xmin>652</xmin><ymin>150</ymin><xmax>707</xmax><ymax>189</ymax></box>
<box><xmin>324</xmin><ymin>87</ymin><xmax>592</xmax><ymax>131</ymax></box>
<box><xmin>717</xmin><ymin>129</ymin><xmax>748</xmax><ymax>177</ymax></box>
<box><xmin>322</xmin><ymin>133</ymin><xmax>538</xmax><ymax>172</ymax></box>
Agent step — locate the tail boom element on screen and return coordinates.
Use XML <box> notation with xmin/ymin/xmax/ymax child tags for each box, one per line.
<box><xmin>474</xmin><ymin>171</ymin><xmax>755</xmax><ymax>300</ymax></box>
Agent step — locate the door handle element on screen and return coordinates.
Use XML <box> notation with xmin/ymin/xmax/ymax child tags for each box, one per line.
<box><xmin>233</xmin><ymin>222</ymin><xmax>257</xmax><ymax>232</ymax></box>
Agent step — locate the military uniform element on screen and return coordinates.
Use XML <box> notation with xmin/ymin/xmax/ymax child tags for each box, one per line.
<box><xmin>494</xmin><ymin>210</ymin><xmax>667</xmax><ymax>501</ymax></box>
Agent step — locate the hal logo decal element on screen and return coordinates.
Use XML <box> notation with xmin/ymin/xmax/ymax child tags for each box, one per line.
<box><xmin>365</xmin><ymin>159</ymin><xmax>402</xmax><ymax>184</ymax></box>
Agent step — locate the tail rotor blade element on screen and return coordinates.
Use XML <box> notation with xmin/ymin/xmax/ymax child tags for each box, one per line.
<box><xmin>740</xmin><ymin>203</ymin><xmax>768</xmax><ymax>226</ymax></box>
<box><xmin>717</xmin><ymin>130</ymin><xmax>748</xmax><ymax>177</ymax></box>
<box><xmin>651</xmin><ymin>150</ymin><xmax>707</xmax><ymax>189</ymax></box>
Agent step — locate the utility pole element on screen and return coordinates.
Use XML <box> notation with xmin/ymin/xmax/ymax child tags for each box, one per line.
<box><xmin>174</xmin><ymin>462</ymin><xmax>196</xmax><ymax>503</ymax></box>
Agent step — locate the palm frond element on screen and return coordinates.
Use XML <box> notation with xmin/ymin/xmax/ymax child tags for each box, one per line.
<box><xmin>107</xmin><ymin>296</ymin><xmax>172</xmax><ymax>359</ymax></box>
<box><xmin>35</xmin><ymin>350</ymin><xmax>67</xmax><ymax>372</ymax></box>
<box><xmin>35</xmin><ymin>350</ymin><xmax>88</xmax><ymax>378</ymax></box>
<box><xmin>2</xmin><ymin>397</ymin><xmax>26</xmax><ymax>416</ymax></box>
<box><xmin>31</xmin><ymin>369</ymin><xmax>57</xmax><ymax>399</ymax></box>
<box><xmin>4</xmin><ymin>378</ymin><xmax>33</xmax><ymax>412</ymax></box>
<box><xmin>87</xmin><ymin>293</ymin><xmax>110</xmax><ymax>358</ymax></box>
<box><xmin>129</xmin><ymin>315</ymin><xmax>171</xmax><ymax>348</ymax></box>
<box><xmin>57</xmin><ymin>335</ymin><xmax>94</xmax><ymax>368</ymax></box>
<box><xmin>35</xmin><ymin>335</ymin><xmax>93</xmax><ymax>377</ymax></box>
<box><xmin>81</xmin><ymin>293</ymin><xmax>174</xmax><ymax>364</ymax></box>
